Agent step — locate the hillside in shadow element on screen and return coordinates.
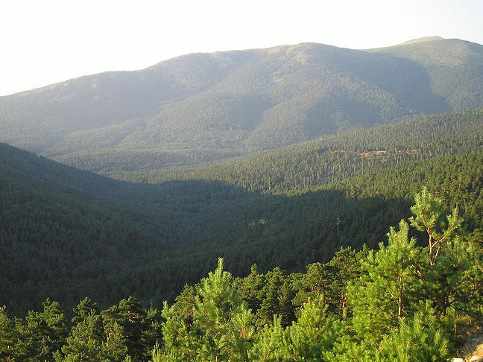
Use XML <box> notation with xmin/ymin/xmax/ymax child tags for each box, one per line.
<box><xmin>1</xmin><ymin>142</ymin><xmax>481</xmax><ymax>314</ymax></box>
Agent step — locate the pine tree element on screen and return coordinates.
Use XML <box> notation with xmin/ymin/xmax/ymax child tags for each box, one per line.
<box><xmin>101</xmin><ymin>320</ymin><xmax>128</xmax><ymax>361</ymax></box>
<box><xmin>376</xmin><ymin>302</ymin><xmax>450</xmax><ymax>361</ymax></box>
<box><xmin>347</xmin><ymin>220</ymin><xmax>423</xmax><ymax>344</ymax></box>
<box><xmin>249</xmin><ymin>316</ymin><xmax>288</xmax><ymax>362</ymax></box>
<box><xmin>256</xmin><ymin>267</ymin><xmax>294</xmax><ymax>327</ymax></box>
<box><xmin>0</xmin><ymin>306</ymin><xmax>15</xmax><ymax>360</ymax></box>
<box><xmin>14</xmin><ymin>299</ymin><xmax>66</xmax><ymax>361</ymax></box>
<box><xmin>286</xmin><ymin>296</ymin><xmax>342</xmax><ymax>361</ymax></box>
<box><xmin>61</xmin><ymin>313</ymin><xmax>105</xmax><ymax>361</ymax></box>
<box><xmin>409</xmin><ymin>186</ymin><xmax>462</xmax><ymax>265</ymax></box>
<box><xmin>102</xmin><ymin>297</ymin><xmax>147</xmax><ymax>361</ymax></box>
<box><xmin>71</xmin><ymin>297</ymin><xmax>98</xmax><ymax>326</ymax></box>
<box><xmin>161</xmin><ymin>258</ymin><xmax>255</xmax><ymax>361</ymax></box>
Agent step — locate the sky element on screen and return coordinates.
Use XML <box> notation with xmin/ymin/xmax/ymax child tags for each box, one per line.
<box><xmin>0</xmin><ymin>0</ymin><xmax>482</xmax><ymax>96</ymax></box>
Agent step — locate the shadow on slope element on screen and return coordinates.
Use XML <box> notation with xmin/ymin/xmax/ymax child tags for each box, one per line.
<box><xmin>2</xmin><ymin>143</ymin><xmax>480</xmax><ymax>314</ymax></box>
<box><xmin>1</xmin><ymin>172</ymin><xmax>408</xmax><ymax>314</ymax></box>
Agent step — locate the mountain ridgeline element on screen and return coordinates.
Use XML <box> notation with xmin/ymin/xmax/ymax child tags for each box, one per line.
<box><xmin>1</xmin><ymin>37</ymin><xmax>482</xmax><ymax>173</ymax></box>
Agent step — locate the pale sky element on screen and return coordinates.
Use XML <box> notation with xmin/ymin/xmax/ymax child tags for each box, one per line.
<box><xmin>0</xmin><ymin>0</ymin><xmax>482</xmax><ymax>96</ymax></box>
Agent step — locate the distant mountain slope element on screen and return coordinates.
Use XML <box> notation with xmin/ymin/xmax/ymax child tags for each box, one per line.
<box><xmin>371</xmin><ymin>37</ymin><xmax>483</xmax><ymax>111</ymax></box>
<box><xmin>113</xmin><ymin>109</ymin><xmax>483</xmax><ymax>192</ymax></box>
<box><xmin>1</xmin><ymin>37</ymin><xmax>482</xmax><ymax>171</ymax></box>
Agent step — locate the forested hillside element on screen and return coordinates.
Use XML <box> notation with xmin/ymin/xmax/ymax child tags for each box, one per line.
<box><xmin>1</xmin><ymin>145</ymin><xmax>481</xmax><ymax>315</ymax></box>
<box><xmin>111</xmin><ymin>109</ymin><xmax>483</xmax><ymax>191</ymax></box>
<box><xmin>1</xmin><ymin>108</ymin><xmax>482</xmax><ymax>314</ymax></box>
<box><xmin>0</xmin><ymin>143</ymin><xmax>176</xmax><ymax>312</ymax></box>
<box><xmin>1</xmin><ymin>37</ymin><xmax>482</xmax><ymax>171</ymax></box>
<box><xmin>371</xmin><ymin>37</ymin><xmax>483</xmax><ymax>111</ymax></box>
<box><xmin>0</xmin><ymin>189</ymin><xmax>481</xmax><ymax>361</ymax></box>
<box><xmin>0</xmin><ymin>75</ymin><xmax>482</xmax><ymax>360</ymax></box>
<box><xmin>2</xmin><ymin>0</ymin><xmax>482</xmax><ymax>357</ymax></box>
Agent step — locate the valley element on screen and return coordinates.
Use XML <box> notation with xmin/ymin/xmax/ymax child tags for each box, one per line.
<box><xmin>0</xmin><ymin>34</ymin><xmax>481</xmax><ymax>361</ymax></box>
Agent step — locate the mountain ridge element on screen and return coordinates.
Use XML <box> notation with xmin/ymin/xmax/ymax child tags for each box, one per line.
<box><xmin>1</xmin><ymin>37</ymin><xmax>482</xmax><ymax>172</ymax></box>
<box><xmin>400</xmin><ymin>36</ymin><xmax>445</xmax><ymax>45</ymax></box>
<box><xmin>3</xmin><ymin>36</ymin><xmax>480</xmax><ymax>97</ymax></box>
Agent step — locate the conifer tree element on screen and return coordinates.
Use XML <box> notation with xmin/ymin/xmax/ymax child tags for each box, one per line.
<box><xmin>161</xmin><ymin>258</ymin><xmax>255</xmax><ymax>361</ymax></box>
<box><xmin>14</xmin><ymin>299</ymin><xmax>66</xmax><ymax>361</ymax></box>
<box><xmin>347</xmin><ymin>220</ymin><xmax>423</xmax><ymax>343</ymax></box>
<box><xmin>0</xmin><ymin>306</ymin><xmax>15</xmax><ymax>360</ymax></box>
<box><xmin>61</xmin><ymin>313</ymin><xmax>105</xmax><ymax>361</ymax></box>
<box><xmin>409</xmin><ymin>187</ymin><xmax>462</xmax><ymax>265</ymax></box>
<box><xmin>376</xmin><ymin>302</ymin><xmax>450</xmax><ymax>361</ymax></box>
<box><xmin>249</xmin><ymin>316</ymin><xmax>287</xmax><ymax>361</ymax></box>
<box><xmin>286</xmin><ymin>296</ymin><xmax>342</xmax><ymax>361</ymax></box>
<box><xmin>71</xmin><ymin>297</ymin><xmax>98</xmax><ymax>326</ymax></box>
<box><xmin>102</xmin><ymin>297</ymin><xmax>147</xmax><ymax>361</ymax></box>
<box><xmin>101</xmin><ymin>320</ymin><xmax>128</xmax><ymax>361</ymax></box>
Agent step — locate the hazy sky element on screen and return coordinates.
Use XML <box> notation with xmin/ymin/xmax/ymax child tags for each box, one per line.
<box><xmin>1</xmin><ymin>0</ymin><xmax>482</xmax><ymax>96</ymax></box>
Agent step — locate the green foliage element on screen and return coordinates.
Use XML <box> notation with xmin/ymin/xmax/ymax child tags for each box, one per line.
<box><xmin>120</xmin><ymin>109</ymin><xmax>483</xmax><ymax>191</ymax></box>
<box><xmin>249</xmin><ymin>297</ymin><xmax>342</xmax><ymax>362</ymax></box>
<box><xmin>0</xmin><ymin>105</ymin><xmax>481</xmax><ymax>362</ymax></box>
<box><xmin>410</xmin><ymin>186</ymin><xmax>463</xmax><ymax>264</ymax></box>
<box><xmin>71</xmin><ymin>298</ymin><xmax>98</xmax><ymax>326</ymax></box>
<box><xmin>61</xmin><ymin>313</ymin><xmax>106</xmax><ymax>362</ymax></box>
<box><xmin>0</xmin><ymin>306</ymin><xmax>15</xmax><ymax>359</ymax></box>
<box><xmin>0</xmin><ymin>187</ymin><xmax>480</xmax><ymax>361</ymax></box>
<box><xmin>256</xmin><ymin>268</ymin><xmax>295</xmax><ymax>327</ymax></box>
<box><xmin>1</xmin><ymin>141</ymin><xmax>481</xmax><ymax>316</ymax></box>
<box><xmin>102</xmin><ymin>297</ymin><xmax>149</xmax><ymax>361</ymax></box>
<box><xmin>284</xmin><ymin>296</ymin><xmax>342</xmax><ymax>361</ymax></box>
<box><xmin>376</xmin><ymin>302</ymin><xmax>450</xmax><ymax>362</ymax></box>
<box><xmin>0</xmin><ymin>108</ymin><xmax>481</xmax><ymax>317</ymax></box>
<box><xmin>101</xmin><ymin>320</ymin><xmax>128</xmax><ymax>361</ymax></box>
<box><xmin>151</xmin><ymin>343</ymin><xmax>162</xmax><ymax>362</ymax></box>
<box><xmin>161</xmin><ymin>258</ymin><xmax>256</xmax><ymax>361</ymax></box>
<box><xmin>327</xmin><ymin>304</ymin><xmax>451</xmax><ymax>362</ymax></box>
<box><xmin>13</xmin><ymin>299</ymin><xmax>67</xmax><ymax>361</ymax></box>
<box><xmin>348</xmin><ymin>220</ymin><xmax>423</xmax><ymax>343</ymax></box>
<box><xmin>249</xmin><ymin>316</ymin><xmax>287</xmax><ymax>361</ymax></box>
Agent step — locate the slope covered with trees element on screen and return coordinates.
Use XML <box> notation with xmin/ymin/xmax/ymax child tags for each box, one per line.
<box><xmin>1</xmin><ymin>144</ymin><xmax>481</xmax><ymax>317</ymax></box>
<box><xmin>112</xmin><ymin>109</ymin><xmax>483</xmax><ymax>192</ymax></box>
<box><xmin>1</xmin><ymin>37</ymin><xmax>482</xmax><ymax>171</ymax></box>
<box><xmin>0</xmin><ymin>143</ymin><xmax>178</xmax><ymax>313</ymax></box>
<box><xmin>1</xmin><ymin>107</ymin><xmax>482</xmax><ymax>314</ymax></box>
<box><xmin>0</xmin><ymin>189</ymin><xmax>480</xmax><ymax>361</ymax></box>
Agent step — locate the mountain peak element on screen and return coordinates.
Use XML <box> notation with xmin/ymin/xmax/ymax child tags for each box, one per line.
<box><xmin>401</xmin><ymin>36</ymin><xmax>445</xmax><ymax>45</ymax></box>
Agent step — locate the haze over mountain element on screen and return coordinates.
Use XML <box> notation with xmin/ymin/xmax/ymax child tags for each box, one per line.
<box><xmin>0</xmin><ymin>37</ymin><xmax>482</xmax><ymax>173</ymax></box>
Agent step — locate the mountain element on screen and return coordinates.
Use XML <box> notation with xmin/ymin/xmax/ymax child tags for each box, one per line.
<box><xmin>1</xmin><ymin>110</ymin><xmax>481</xmax><ymax>314</ymax></box>
<box><xmin>370</xmin><ymin>37</ymin><xmax>483</xmax><ymax>111</ymax></box>
<box><xmin>400</xmin><ymin>36</ymin><xmax>445</xmax><ymax>44</ymax></box>
<box><xmin>1</xmin><ymin>37</ymin><xmax>482</xmax><ymax>173</ymax></box>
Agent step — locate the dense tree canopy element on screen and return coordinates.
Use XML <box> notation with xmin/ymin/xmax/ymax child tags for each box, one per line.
<box><xmin>1</xmin><ymin>189</ymin><xmax>480</xmax><ymax>361</ymax></box>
